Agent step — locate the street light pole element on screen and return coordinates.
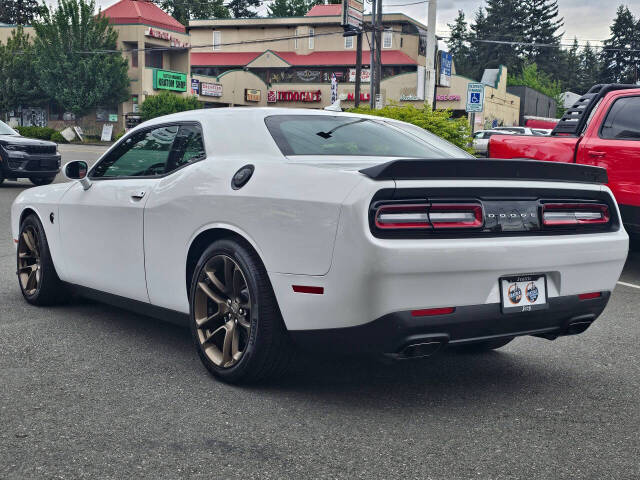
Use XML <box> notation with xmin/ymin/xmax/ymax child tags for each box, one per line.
<box><xmin>355</xmin><ymin>31</ymin><xmax>363</xmax><ymax>107</ymax></box>
<box><xmin>425</xmin><ymin>0</ymin><xmax>438</xmax><ymax>109</ymax></box>
<box><xmin>369</xmin><ymin>0</ymin><xmax>377</xmax><ymax>109</ymax></box>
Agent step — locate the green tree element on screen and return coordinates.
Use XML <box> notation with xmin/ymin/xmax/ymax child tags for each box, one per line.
<box><xmin>558</xmin><ymin>37</ymin><xmax>581</xmax><ymax>93</ymax></box>
<box><xmin>0</xmin><ymin>26</ymin><xmax>47</xmax><ymax>114</ymax></box>
<box><xmin>578</xmin><ymin>42</ymin><xmax>601</xmax><ymax>94</ymax></box>
<box><xmin>140</xmin><ymin>91</ymin><xmax>201</xmax><ymax>121</ymax></box>
<box><xmin>32</xmin><ymin>0</ymin><xmax>130</xmax><ymax>117</ymax></box>
<box><xmin>153</xmin><ymin>0</ymin><xmax>229</xmax><ymax>25</ymax></box>
<box><xmin>446</xmin><ymin>10</ymin><xmax>472</xmax><ymax>77</ymax></box>
<box><xmin>600</xmin><ymin>5</ymin><xmax>639</xmax><ymax>84</ymax></box>
<box><xmin>521</xmin><ymin>0</ymin><xmax>564</xmax><ymax>77</ymax></box>
<box><xmin>0</xmin><ymin>0</ymin><xmax>43</xmax><ymax>25</ymax></box>
<box><xmin>508</xmin><ymin>62</ymin><xmax>562</xmax><ymax>114</ymax></box>
<box><xmin>226</xmin><ymin>0</ymin><xmax>261</xmax><ymax>18</ymax></box>
<box><xmin>268</xmin><ymin>0</ymin><xmax>320</xmax><ymax>17</ymax></box>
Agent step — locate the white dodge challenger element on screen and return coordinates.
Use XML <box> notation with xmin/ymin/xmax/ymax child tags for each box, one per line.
<box><xmin>11</xmin><ymin>108</ymin><xmax>629</xmax><ymax>383</ymax></box>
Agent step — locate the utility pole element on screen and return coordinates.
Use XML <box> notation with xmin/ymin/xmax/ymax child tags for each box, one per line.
<box><xmin>354</xmin><ymin>31</ymin><xmax>363</xmax><ymax>107</ymax></box>
<box><xmin>375</xmin><ymin>0</ymin><xmax>382</xmax><ymax>108</ymax></box>
<box><xmin>425</xmin><ymin>0</ymin><xmax>438</xmax><ymax>109</ymax></box>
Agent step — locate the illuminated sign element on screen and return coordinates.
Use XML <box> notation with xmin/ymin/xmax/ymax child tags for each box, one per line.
<box><xmin>267</xmin><ymin>90</ymin><xmax>322</xmax><ymax>103</ymax></box>
<box><xmin>436</xmin><ymin>94</ymin><xmax>461</xmax><ymax>101</ymax></box>
<box><xmin>201</xmin><ymin>82</ymin><xmax>223</xmax><ymax>97</ymax></box>
<box><xmin>144</xmin><ymin>27</ymin><xmax>190</xmax><ymax>48</ymax></box>
<box><xmin>245</xmin><ymin>89</ymin><xmax>261</xmax><ymax>102</ymax></box>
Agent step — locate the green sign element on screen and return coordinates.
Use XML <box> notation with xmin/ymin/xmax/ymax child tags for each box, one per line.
<box><xmin>153</xmin><ymin>69</ymin><xmax>187</xmax><ymax>92</ymax></box>
<box><xmin>108</xmin><ymin>114</ymin><xmax>118</xmax><ymax>122</ymax></box>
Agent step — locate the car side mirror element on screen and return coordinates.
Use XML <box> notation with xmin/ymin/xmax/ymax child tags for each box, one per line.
<box><xmin>64</xmin><ymin>161</ymin><xmax>92</xmax><ymax>190</ymax></box>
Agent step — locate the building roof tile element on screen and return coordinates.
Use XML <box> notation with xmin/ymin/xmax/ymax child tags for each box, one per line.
<box><xmin>102</xmin><ymin>0</ymin><xmax>186</xmax><ymax>33</ymax></box>
<box><xmin>305</xmin><ymin>4</ymin><xmax>342</xmax><ymax>17</ymax></box>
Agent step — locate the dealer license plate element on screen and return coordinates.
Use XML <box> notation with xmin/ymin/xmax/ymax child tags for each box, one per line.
<box><xmin>500</xmin><ymin>275</ymin><xmax>548</xmax><ymax>314</ymax></box>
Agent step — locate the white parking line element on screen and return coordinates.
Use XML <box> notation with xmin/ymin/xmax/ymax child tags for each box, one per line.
<box><xmin>617</xmin><ymin>281</ymin><xmax>640</xmax><ymax>290</ymax></box>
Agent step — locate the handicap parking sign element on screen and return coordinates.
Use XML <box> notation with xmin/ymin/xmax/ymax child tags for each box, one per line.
<box><xmin>466</xmin><ymin>83</ymin><xmax>485</xmax><ymax>113</ymax></box>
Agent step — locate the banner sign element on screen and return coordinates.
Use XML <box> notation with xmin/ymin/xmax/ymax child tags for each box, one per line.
<box><xmin>153</xmin><ymin>69</ymin><xmax>187</xmax><ymax>92</ymax></box>
<box><xmin>191</xmin><ymin>78</ymin><xmax>200</xmax><ymax>94</ymax></box>
<box><xmin>341</xmin><ymin>0</ymin><xmax>364</xmax><ymax>30</ymax></box>
<box><xmin>201</xmin><ymin>82</ymin><xmax>223</xmax><ymax>97</ymax></box>
<box><xmin>439</xmin><ymin>51</ymin><xmax>452</xmax><ymax>87</ymax></box>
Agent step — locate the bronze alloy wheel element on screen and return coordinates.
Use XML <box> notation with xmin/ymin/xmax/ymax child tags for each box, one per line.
<box><xmin>17</xmin><ymin>226</ymin><xmax>41</xmax><ymax>296</ymax></box>
<box><xmin>194</xmin><ymin>255</ymin><xmax>253</xmax><ymax>368</ymax></box>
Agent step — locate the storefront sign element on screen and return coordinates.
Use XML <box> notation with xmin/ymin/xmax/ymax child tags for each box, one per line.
<box><xmin>153</xmin><ymin>69</ymin><xmax>187</xmax><ymax>92</ymax></box>
<box><xmin>436</xmin><ymin>94</ymin><xmax>461</xmax><ymax>101</ymax></box>
<box><xmin>201</xmin><ymin>82</ymin><xmax>223</xmax><ymax>97</ymax></box>
<box><xmin>342</xmin><ymin>0</ymin><xmax>364</xmax><ymax>30</ymax></box>
<box><xmin>339</xmin><ymin>92</ymin><xmax>370</xmax><ymax>102</ymax></box>
<box><xmin>191</xmin><ymin>78</ymin><xmax>200</xmax><ymax>94</ymax></box>
<box><xmin>400</xmin><ymin>95</ymin><xmax>422</xmax><ymax>101</ymax></box>
<box><xmin>101</xmin><ymin>124</ymin><xmax>113</xmax><ymax>142</ymax></box>
<box><xmin>108</xmin><ymin>114</ymin><xmax>118</xmax><ymax>122</ymax></box>
<box><xmin>348</xmin><ymin>68</ymin><xmax>370</xmax><ymax>83</ymax></box>
<box><xmin>296</xmin><ymin>70</ymin><xmax>322</xmax><ymax>82</ymax></box>
<box><xmin>144</xmin><ymin>27</ymin><xmax>190</xmax><ymax>48</ymax></box>
<box><xmin>439</xmin><ymin>51</ymin><xmax>452</xmax><ymax>87</ymax></box>
<box><xmin>267</xmin><ymin>90</ymin><xmax>322</xmax><ymax>103</ymax></box>
<box><xmin>245</xmin><ymin>89</ymin><xmax>261</xmax><ymax>102</ymax></box>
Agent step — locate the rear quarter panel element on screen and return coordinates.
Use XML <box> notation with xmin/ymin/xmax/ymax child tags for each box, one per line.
<box><xmin>489</xmin><ymin>134</ymin><xmax>579</xmax><ymax>162</ymax></box>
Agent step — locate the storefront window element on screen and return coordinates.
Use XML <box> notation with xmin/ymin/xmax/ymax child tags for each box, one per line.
<box><xmin>124</xmin><ymin>41</ymin><xmax>138</xmax><ymax>67</ymax></box>
<box><xmin>145</xmin><ymin>46</ymin><xmax>163</xmax><ymax>69</ymax></box>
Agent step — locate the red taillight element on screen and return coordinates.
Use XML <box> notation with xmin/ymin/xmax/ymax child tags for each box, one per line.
<box><xmin>411</xmin><ymin>307</ymin><xmax>456</xmax><ymax>317</ymax></box>
<box><xmin>542</xmin><ymin>203</ymin><xmax>610</xmax><ymax>226</ymax></box>
<box><xmin>375</xmin><ymin>202</ymin><xmax>483</xmax><ymax>230</ymax></box>
<box><xmin>578</xmin><ymin>292</ymin><xmax>602</xmax><ymax>300</ymax></box>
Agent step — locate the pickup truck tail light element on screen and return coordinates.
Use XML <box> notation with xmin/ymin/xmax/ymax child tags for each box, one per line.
<box><xmin>541</xmin><ymin>203</ymin><xmax>610</xmax><ymax>226</ymax></box>
<box><xmin>375</xmin><ymin>202</ymin><xmax>484</xmax><ymax>230</ymax></box>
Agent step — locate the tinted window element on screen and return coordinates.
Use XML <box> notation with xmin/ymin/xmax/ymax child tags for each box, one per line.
<box><xmin>0</xmin><ymin>120</ymin><xmax>18</xmax><ymax>135</ymax></box>
<box><xmin>92</xmin><ymin>125</ymin><xmax>178</xmax><ymax>178</ymax></box>
<box><xmin>265</xmin><ymin>115</ymin><xmax>467</xmax><ymax>158</ymax></box>
<box><xmin>165</xmin><ymin>125</ymin><xmax>206</xmax><ymax>173</ymax></box>
<box><xmin>601</xmin><ymin>96</ymin><xmax>640</xmax><ymax>140</ymax></box>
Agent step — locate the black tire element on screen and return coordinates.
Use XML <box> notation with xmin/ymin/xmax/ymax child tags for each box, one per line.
<box><xmin>453</xmin><ymin>337</ymin><xmax>514</xmax><ymax>353</ymax></box>
<box><xmin>17</xmin><ymin>214</ymin><xmax>68</xmax><ymax>305</ymax></box>
<box><xmin>29</xmin><ymin>176</ymin><xmax>56</xmax><ymax>186</ymax></box>
<box><xmin>189</xmin><ymin>238</ymin><xmax>292</xmax><ymax>384</ymax></box>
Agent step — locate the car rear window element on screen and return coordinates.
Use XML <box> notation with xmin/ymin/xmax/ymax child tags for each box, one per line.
<box><xmin>265</xmin><ymin>115</ymin><xmax>465</xmax><ymax>158</ymax></box>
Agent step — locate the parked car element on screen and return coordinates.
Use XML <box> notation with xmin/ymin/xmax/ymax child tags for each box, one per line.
<box><xmin>489</xmin><ymin>84</ymin><xmax>640</xmax><ymax>238</ymax></box>
<box><xmin>11</xmin><ymin>108</ymin><xmax>628</xmax><ymax>384</ymax></box>
<box><xmin>531</xmin><ymin>128</ymin><xmax>553</xmax><ymax>136</ymax></box>
<box><xmin>472</xmin><ymin>129</ymin><xmax>516</xmax><ymax>156</ymax></box>
<box><xmin>0</xmin><ymin>120</ymin><xmax>61</xmax><ymax>186</ymax></box>
<box><xmin>492</xmin><ymin>126</ymin><xmax>549</xmax><ymax>136</ymax></box>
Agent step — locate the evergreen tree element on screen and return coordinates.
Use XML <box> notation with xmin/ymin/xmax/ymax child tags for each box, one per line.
<box><xmin>32</xmin><ymin>0</ymin><xmax>130</xmax><ymax>117</ymax></box>
<box><xmin>268</xmin><ymin>0</ymin><xmax>320</xmax><ymax>17</ymax></box>
<box><xmin>558</xmin><ymin>37</ymin><xmax>581</xmax><ymax>93</ymax></box>
<box><xmin>578</xmin><ymin>42</ymin><xmax>600</xmax><ymax>93</ymax></box>
<box><xmin>226</xmin><ymin>0</ymin><xmax>261</xmax><ymax>17</ymax></box>
<box><xmin>600</xmin><ymin>5</ymin><xmax>639</xmax><ymax>84</ymax></box>
<box><xmin>521</xmin><ymin>0</ymin><xmax>564</xmax><ymax>77</ymax></box>
<box><xmin>154</xmin><ymin>0</ymin><xmax>229</xmax><ymax>26</ymax></box>
<box><xmin>0</xmin><ymin>26</ymin><xmax>46</xmax><ymax>114</ymax></box>
<box><xmin>446</xmin><ymin>10</ymin><xmax>472</xmax><ymax>77</ymax></box>
<box><xmin>0</xmin><ymin>0</ymin><xmax>43</xmax><ymax>24</ymax></box>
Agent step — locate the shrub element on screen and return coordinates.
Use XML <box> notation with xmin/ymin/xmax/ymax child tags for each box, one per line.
<box><xmin>347</xmin><ymin>103</ymin><xmax>473</xmax><ymax>152</ymax></box>
<box><xmin>140</xmin><ymin>91</ymin><xmax>201</xmax><ymax>122</ymax></box>
<box><xmin>49</xmin><ymin>131</ymin><xmax>67</xmax><ymax>143</ymax></box>
<box><xmin>114</xmin><ymin>130</ymin><xmax>126</xmax><ymax>141</ymax></box>
<box><xmin>15</xmin><ymin>125</ymin><xmax>57</xmax><ymax>140</ymax></box>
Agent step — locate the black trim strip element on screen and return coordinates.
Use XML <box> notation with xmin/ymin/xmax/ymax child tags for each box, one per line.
<box><xmin>359</xmin><ymin>158</ymin><xmax>608</xmax><ymax>184</ymax></box>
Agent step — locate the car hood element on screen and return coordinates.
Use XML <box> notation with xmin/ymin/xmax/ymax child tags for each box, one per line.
<box><xmin>0</xmin><ymin>134</ymin><xmax>56</xmax><ymax>147</ymax></box>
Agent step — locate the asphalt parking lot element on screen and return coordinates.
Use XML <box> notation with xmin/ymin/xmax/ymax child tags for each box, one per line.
<box><xmin>1</xmin><ymin>144</ymin><xmax>639</xmax><ymax>479</ymax></box>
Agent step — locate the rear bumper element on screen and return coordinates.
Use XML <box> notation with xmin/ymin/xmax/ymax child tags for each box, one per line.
<box><xmin>1</xmin><ymin>153</ymin><xmax>61</xmax><ymax>179</ymax></box>
<box><xmin>290</xmin><ymin>292</ymin><xmax>611</xmax><ymax>354</ymax></box>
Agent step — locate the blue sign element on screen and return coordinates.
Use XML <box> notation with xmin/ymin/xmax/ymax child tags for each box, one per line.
<box><xmin>466</xmin><ymin>82</ymin><xmax>485</xmax><ymax>113</ymax></box>
<box><xmin>439</xmin><ymin>51</ymin><xmax>452</xmax><ymax>87</ymax></box>
<box><xmin>191</xmin><ymin>78</ymin><xmax>200</xmax><ymax>95</ymax></box>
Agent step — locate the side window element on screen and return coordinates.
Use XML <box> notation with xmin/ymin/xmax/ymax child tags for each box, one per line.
<box><xmin>165</xmin><ymin>125</ymin><xmax>206</xmax><ymax>174</ymax></box>
<box><xmin>91</xmin><ymin>125</ymin><xmax>178</xmax><ymax>178</ymax></box>
<box><xmin>601</xmin><ymin>96</ymin><xmax>640</xmax><ymax>140</ymax></box>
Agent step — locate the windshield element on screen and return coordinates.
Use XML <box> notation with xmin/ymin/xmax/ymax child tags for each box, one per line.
<box><xmin>265</xmin><ymin>115</ymin><xmax>471</xmax><ymax>159</ymax></box>
<box><xmin>0</xmin><ymin>120</ymin><xmax>18</xmax><ymax>136</ymax></box>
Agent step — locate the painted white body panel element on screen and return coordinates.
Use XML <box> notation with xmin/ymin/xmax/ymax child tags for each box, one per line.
<box><xmin>10</xmin><ymin>108</ymin><xmax>629</xmax><ymax>333</ymax></box>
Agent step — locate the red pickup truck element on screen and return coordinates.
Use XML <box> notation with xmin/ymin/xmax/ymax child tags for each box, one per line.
<box><xmin>490</xmin><ymin>84</ymin><xmax>640</xmax><ymax>237</ymax></box>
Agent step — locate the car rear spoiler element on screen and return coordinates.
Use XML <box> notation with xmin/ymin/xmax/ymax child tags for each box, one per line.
<box><xmin>359</xmin><ymin>158</ymin><xmax>608</xmax><ymax>184</ymax></box>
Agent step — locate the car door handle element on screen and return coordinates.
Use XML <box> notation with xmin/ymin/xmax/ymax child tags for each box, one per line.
<box><xmin>131</xmin><ymin>190</ymin><xmax>146</xmax><ymax>200</ymax></box>
<box><xmin>588</xmin><ymin>151</ymin><xmax>607</xmax><ymax>158</ymax></box>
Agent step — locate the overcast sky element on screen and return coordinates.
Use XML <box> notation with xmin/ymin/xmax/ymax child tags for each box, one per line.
<box><xmin>91</xmin><ymin>0</ymin><xmax>639</xmax><ymax>47</ymax></box>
